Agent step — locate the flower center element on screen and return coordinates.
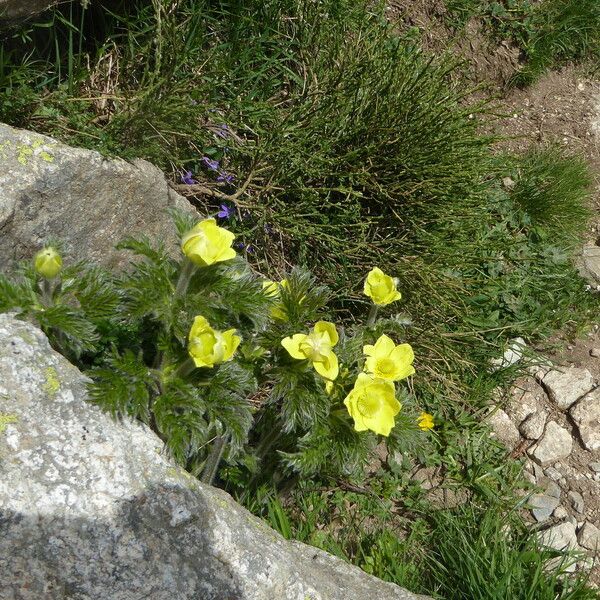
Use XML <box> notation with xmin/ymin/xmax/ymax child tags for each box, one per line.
<box><xmin>300</xmin><ymin>333</ymin><xmax>330</xmax><ymax>362</ymax></box>
<box><xmin>356</xmin><ymin>392</ymin><xmax>380</xmax><ymax>419</ymax></box>
<box><xmin>376</xmin><ymin>358</ymin><xmax>396</xmax><ymax>376</ymax></box>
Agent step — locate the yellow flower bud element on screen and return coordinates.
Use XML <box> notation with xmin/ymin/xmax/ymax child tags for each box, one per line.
<box><xmin>181</xmin><ymin>218</ymin><xmax>236</xmax><ymax>267</ymax></box>
<box><xmin>364</xmin><ymin>267</ymin><xmax>401</xmax><ymax>306</ymax></box>
<box><xmin>363</xmin><ymin>334</ymin><xmax>415</xmax><ymax>381</ymax></box>
<box><xmin>281</xmin><ymin>321</ymin><xmax>339</xmax><ymax>380</ymax></box>
<box><xmin>417</xmin><ymin>412</ymin><xmax>434</xmax><ymax>431</ymax></box>
<box><xmin>34</xmin><ymin>247</ymin><xmax>62</xmax><ymax>279</ymax></box>
<box><xmin>343</xmin><ymin>373</ymin><xmax>401</xmax><ymax>436</ymax></box>
<box><xmin>188</xmin><ymin>315</ymin><xmax>241</xmax><ymax>368</ymax></box>
<box><xmin>262</xmin><ymin>278</ymin><xmax>291</xmax><ymax>320</ymax></box>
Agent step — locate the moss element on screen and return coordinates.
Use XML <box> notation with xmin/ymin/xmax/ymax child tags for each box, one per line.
<box><xmin>43</xmin><ymin>367</ymin><xmax>61</xmax><ymax>396</ymax></box>
<box><xmin>0</xmin><ymin>413</ymin><xmax>18</xmax><ymax>435</ymax></box>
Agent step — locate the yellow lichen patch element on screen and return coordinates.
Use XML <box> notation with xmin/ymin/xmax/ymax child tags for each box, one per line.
<box><xmin>15</xmin><ymin>139</ymin><xmax>56</xmax><ymax>165</ymax></box>
<box><xmin>17</xmin><ymin>145</ymin><xmax>33</xmax><ymax>166</ymax></box>
<box><xmin>43</xmin><ymin>367</ymin><xmax>61</xmax><ymax>396</ymax></box>
<box><xmin>0</xmin><ymin>413</ymin><xmax>18</xmax><ymax>435</ymax></box>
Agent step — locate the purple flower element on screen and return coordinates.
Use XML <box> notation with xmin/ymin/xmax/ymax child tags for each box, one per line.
<box><xmin>217</xmin><ymin>204</ymin><xmax>234</xmax><ymax>219</ymax></box>
<box><xmin>235</xmin><ymin>241</ymin><xmax>254</xmax><ymax>254</ymax></box>
<box><xmin>216</xmin><ymin>171</ymin><xmax>235</xmax><ymax>184</ymax></box>
<box><xmin>181</xmin><ymin>171</ymin><xmax>197</xmax><ymax>185</ymax></box>
<box><xmin>215</xmin><ymin>123</ymin><xmax>230</xmax><ymax>139</ymax></box>
<box><xmin>201</xmin><ymin>156</ymin><xmax>220</xmax><ymax>171</ymax></box>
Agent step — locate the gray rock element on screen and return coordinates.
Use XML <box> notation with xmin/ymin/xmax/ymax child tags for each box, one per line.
<box><xmin>544</xmin><ymin>480</ymin><xmax>561</xmax><ymax>499</ymax></box>
<box><xmin>519</xmin><ymin>409</ymin><xmax>548</xmax><ymax>440</ymax></box>
<box><xmin>541</xmin><ymin>366</ymin><xmax>594</xmax><ymax>410</ymax></box>
<box><xmin>568</xmin><ymin>490</ymin><xmax>585</xmax><ymax>514</ymax></box>
<box><xmin>507</xmin><ymin>380</ymin><xmax>544</xmax><ymax>425</ymax></box>
<box><xmin>530</xmin><ymin>493</ymin><xmax>560</xmax><ymax>522</ymax></box>
<box><xmin>580</xmin><ymin>244</ymin><xmax>600</xmax><ymax>285</ymax></box>
<box><xmin>590</xmin><ymin>348</ymin><xmax>600</xmax><ymax>358</ymax></box>
<box><xmin>490</xmin><ymin>337</ymin><xmax>526</xmax><ymax>370</ymax></box>
<box><xmin>0</xmin><ymin>123</ymin><xmax>196</xmax><ymax>271</ymax></box>
<box><xmin>0</xmin><ymin>0</ymin><xmax>60</xmax><ymax>21</ymax></box>
<box><xmin>486</xmin><ymin>408</ymin><xmax>521</xmax><ymax>451</ymax></box>
<box><xmin>589</xmin><ymin>462</ymin><xmax>600</xmax><ymax>473</ymax></box>
<box><xmin>529</xmin><ymin>421</ymin><xmax>573</xmax><ymax>465</ymax></box>
<box><xmin>578</xmin><ymin>522</ymin><xmax>600</xmax><ymax>551</ymax></box>
<box><xmin>0</xmin><ymin>314</ymin><xmax>429</xmax><ymax>600</ymax></box>
<box><xmin>570</xmin><ymin>390</ymin><xmax>600</xmax><ymax>451</ymax></box>
<box><xmin>539</xmin><ymin>522</ymin><xmax>578</xmax><ymax>552</ymax></box>
<box><xmin>553</xmin><ymin>506</ymin><xmax>568</xmax><ymax>520</ymax></box>
<box><xmin>544</xmin><ymin>466</ymin><xmax>563</xmax><ymax>481</ymax></box>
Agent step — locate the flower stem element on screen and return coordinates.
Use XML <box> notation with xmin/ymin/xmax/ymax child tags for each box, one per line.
<box><xmin>175</xmin><ymin>357</ymin><xmax>197</xmax><ymax>379</ymax></box>
<box><xmin>366</xmin><ymin>304</ymin><xmax>379</xmax><ymax>327</ymax></box>
<box><xmin>175</xmin><ymin>258</ymin><xmax>196</xmax><ymax>297</ymax></box>
<box><xmin>201</xmin><ymin>434</ymin><xmax>229</xmax><ymax>486</ymax></box>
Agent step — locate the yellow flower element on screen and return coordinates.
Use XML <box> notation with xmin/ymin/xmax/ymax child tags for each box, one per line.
<box><xmin>418</xmin><ymin>412</ymin><xmax>434</xmax><ymax>431</ymax></box>
<box><xmin>181</xmin><ymin>218</ymin><xmax>236</xmax><ymax>266</ymax></box>
<box><xmin>188</xmin><ymin>315</ymin><xmax>240</xmax><ymax>368</ymax></box>
<box><xmin>364</xmin><ymin>267</ymin><xmax>401</xmax><ymax>306</ymax></box>
<box><xmin>325</xmin><ymin>380</ymin><xmax>334</xmax><ymax>395</ymax></box>
<box><xmin>281</xmin><ymin>321</ymin><xmax>339</xmax><ymax>380</ymax></box>
<box><xmin>363</xmin><ymin>334</ymin><xmax>415</xmax><ymax>381</ymax></box>
<box><xmin>343</xmin><ymin>373</ymin><xmax>401</xmax><ymax>436</ymax></box>
<box><xmin>34</xmin><ymin>247</ymin><xmax>62</xmax><ymax>279</ymax></box>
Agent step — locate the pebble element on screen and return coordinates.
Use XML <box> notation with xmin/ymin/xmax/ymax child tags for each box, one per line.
<box><xmin>486</xmin><ymin>408</ymin><xmax>520</xmax><ymax>451</ymax></box>
<box><xmin>590</xmin><ymin>348</ymin><xmax>600</xmax><ymax>357</ymax></box>
<box><xmin>544</xmin><ymin>466</ymin><xmax>562</xmax><ymax>482</ymax></box>
<box><xmin>519</xmin><ymin>410</ymin><xmax>547</xmax><ymax>440</ymax></box>
<box><xmin>541</xmin><ymin>366</ymin><xmax>594</xmax><ymax>409</ymax></box>
<box><xmin>570</xmin><ymin>390</ymin><xmax>600</xmax><ymax>451</ymax></box>
<box><xmin>553</xmin><ymin>506</ymin><xmax>568</xmax><ymax>520</ymax></box>
<box><xmin>539</xmin><ymin>522</ymin><xmax>578</xmax><ymax>551</ymax></box>
<box><xmin>529</xmin><ymin>421</ymin><xmax>573</xmax><ymax>465</ymax></box>
<box><xmin>530</xmin><ymin>493</ymin><xmax>560</xmax><ymax>522</ymax></box>
<box><xmin>589</xmin><ymin>462</ymin><xmax>600</xmax><ymax>473</ymax></box>
<box><xmin>578</xmin><ymin>522</ymin><xmax>600</xmax><ymax>551</ymax></box>
<box><xmin>568</xmin><ymin>490</ymin><xmax>585</xmax><ymax>514</ymax></box>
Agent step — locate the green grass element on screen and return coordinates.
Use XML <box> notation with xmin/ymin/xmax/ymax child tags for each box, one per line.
<box><xmin>1</xmin><ymin>1</ymin><xmax>599</xmax><ymax>596</ymax></box>
<box><xmin>255</xmin><ymin>483</ymin><xmax>595</xmax><ymax>599</ymax></box>
<box><xmin>508</xmin><ymin>148</ymin><xmax>592</xmax><ymax>242</ymax></box>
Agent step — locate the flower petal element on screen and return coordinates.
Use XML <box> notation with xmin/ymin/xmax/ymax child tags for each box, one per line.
<box><xmin>281</xmin><ymin>334</ymin><xmax>309</xmax><ymax>360</ymax></box>
<box><xmin>313</xmin><ymin>321</ymin><xmax>339</xmax><ymax>347</ymax></box>
<box><xmin>372</xmin><ymin>334</ymin><xmax>396</xmax><ymax>358</ymax></box>
<box><xmin>313</xmin><ymin>350</ymin><xmax>339</xmax><ymax>380</ymax></box>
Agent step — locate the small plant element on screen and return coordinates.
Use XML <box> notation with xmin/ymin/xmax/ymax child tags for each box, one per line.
<box><xmin>0</xmin><ymin>211</ymin><xmax>433</xmax><ymax>488</ymax></box>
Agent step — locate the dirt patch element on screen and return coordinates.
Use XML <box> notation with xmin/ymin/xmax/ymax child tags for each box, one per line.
<box><xmin>386</xmin><ymin>2</ymin><xmax>521</xmax><ymax>86</ymax></box>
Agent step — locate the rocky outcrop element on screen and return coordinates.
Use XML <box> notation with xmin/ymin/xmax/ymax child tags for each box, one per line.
<box><xmin>0</xmin><ymin>313</ymin><xmax>429</xmax><ymax>600</ymax></box>
<box><xmin>0</xmin><ymin>0</ymin><xmax>61</xmax><ymax>21</ymax></box>
<box><xmin>488</xmin><ymin>365</ymin><xmax>600</xmax><ymax>582</ymax></box>
<box><xmin>0</xmin><ymin>123</ymin><xmax>196</xmax><ymax>270</ymax></box>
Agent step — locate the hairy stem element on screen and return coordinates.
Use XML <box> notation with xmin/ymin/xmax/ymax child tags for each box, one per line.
<box><xmin>201</xmin><ymin>434</ymin><xmax>229</xmax><ymax>486</ymax></box>
<box><xmin>366</xmin><ymin>304</ymin><xmax>378</xmax><ymax>327</ymax></box>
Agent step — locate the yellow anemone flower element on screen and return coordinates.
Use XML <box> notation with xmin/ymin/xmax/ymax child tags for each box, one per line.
<box><xmin>418</xmin><ymin>412</ymin><xmax>434</xmax><ymax>431</ymax></box>
<box><xmin>34</xmin><ymin>247</ymin><xmax>62</xmax><ymax>279</ymax></box>
<box><xmin>364</xmin><ymin>267</ymin><xmax>401</xmax><ymax>306</ymax></box>
<box><xmin>281</xmin><ymin>321</ymin><xmax>339</xmax><ymax>380</ymax></box>
<box><xmin>344</xmin><ymin>373</ymin><xmax>401</xmax><ymax>436</ymax></box>
<box><xmin>363</xmin><ymin>334</ymin><xmax>415</xmax><ymax>381</ymax></box>
<box><xmin>188</xmin><ymin>315</ymin><xmax>241</xmax><ymax>368</ymax></box>
<box><xmin>181</xmin><ymin>218</ymin><xmax>236</xmax><ymax>266</ymax></box>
